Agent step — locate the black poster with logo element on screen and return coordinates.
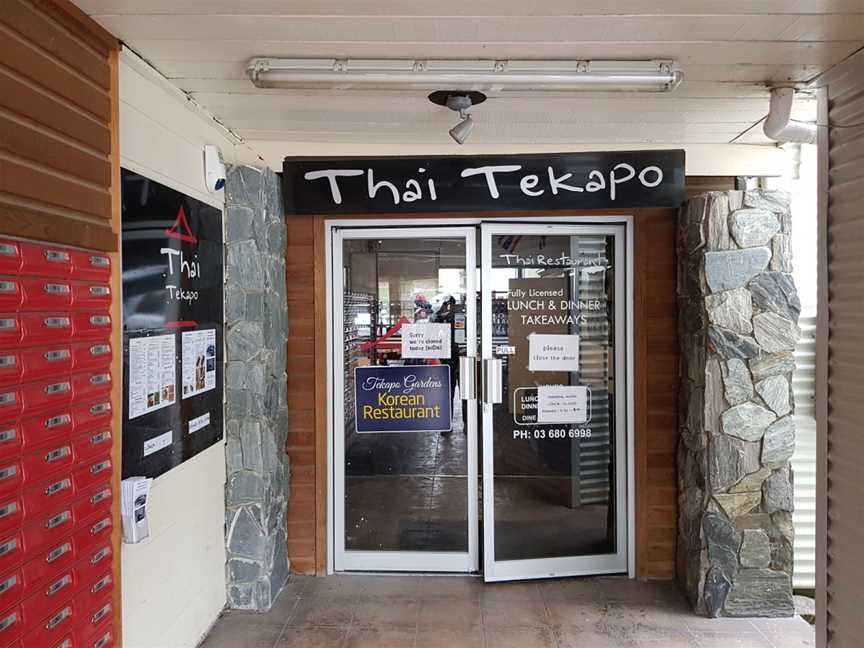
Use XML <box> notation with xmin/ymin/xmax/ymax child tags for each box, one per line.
<box><xmin>121</xmin><ymin>169</ymin><xmax>224</xmax><ymax>479</ymax></box>
<box><xmin>282</xmin><ymin>150</ymin><xmax>685</xmax><ymax>215</ymax></box>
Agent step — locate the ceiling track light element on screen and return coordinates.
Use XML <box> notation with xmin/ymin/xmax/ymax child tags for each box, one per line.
<box><xmin>247</xmin><ymin>58</ymin><xmax>683</xmax><ymax>93</ymax></box>
<box><xmin>429</xmin><ymin>91</ymin><xmax>486</xmax><ymax>145</ymax></box>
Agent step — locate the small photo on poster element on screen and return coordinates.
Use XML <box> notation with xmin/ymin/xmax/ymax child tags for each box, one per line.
<box><xmin>128</xmin><ymin>334</ymin><xmax>177</xmax><ymax>420</ymax></box>
<box><xmin>182</xmin><ymin>328</ymin><xmax>217</xmax><ymax>399</ymax></box>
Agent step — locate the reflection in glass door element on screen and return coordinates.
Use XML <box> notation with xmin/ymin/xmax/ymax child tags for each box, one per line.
<box><xmin>480</xmin><ymin>223</ymin><xmax>628</xmax><ymax>581</ymax></box>
<box><xmin>332</xmin><ymin>227</ymin><xmax>477</xmax><ymax>572</ymax></box>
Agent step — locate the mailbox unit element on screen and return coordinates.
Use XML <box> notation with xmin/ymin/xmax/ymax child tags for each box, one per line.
<box><xmin>0</xmin><ymin>238</ymin><xmax>115</xmax><ymax>648</ymax></box>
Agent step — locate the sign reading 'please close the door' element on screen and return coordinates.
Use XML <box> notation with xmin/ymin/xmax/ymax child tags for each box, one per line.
<box><xmin>282</xmin><ymin>150</ymin><xmax>685</xmax><ymax>214</ymax></box>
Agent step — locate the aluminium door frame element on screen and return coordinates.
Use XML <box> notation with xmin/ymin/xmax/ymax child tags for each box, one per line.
<box><xmin>325</xmin><ymin>216</ymin><xmax>634</xmax><ymax>578</ymax></box>
<box><xmin>480</xmin><ymin>222</ymin><xmax>630</xmax><ymax>582</ymax></box>
<box><xmin>330</xmin><ymin>225</ymin><xmax>478</xmax><ymax>573</ymax></box>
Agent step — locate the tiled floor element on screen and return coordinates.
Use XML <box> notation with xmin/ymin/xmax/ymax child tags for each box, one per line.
<box><xmin>201</xmin><ymin>574</ymin><xmax>815</xmax><ymax>648</ymax></box>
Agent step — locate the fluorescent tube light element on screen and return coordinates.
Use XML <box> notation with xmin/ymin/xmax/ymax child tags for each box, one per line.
<box><xmin>247</xmin><ymin>58</ymin><xmax>682</xmax><ymax>92</ymax></box>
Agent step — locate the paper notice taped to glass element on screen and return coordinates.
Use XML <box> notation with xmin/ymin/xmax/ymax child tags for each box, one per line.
<box><xmin>401</xmin><ymin>322</ymin><xmax>451</xmax><ymax>359</ymax></box>
<box><xmin>528</xmin><ymin>333</ymin><xmax>580</xmax><ymax>372</ymax></box>
<box><xmin>537</xmin><ymin>385</ymin><xmax>590</xmax><ymax>424</ymax></box>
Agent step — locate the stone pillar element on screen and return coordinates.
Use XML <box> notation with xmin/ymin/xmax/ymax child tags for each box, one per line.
<box><xmin>677</xmin><ymin>190</ymin><xmax>799</xmax><ymax>617</ymax></box>
<box><xmin>223</xmin><ymin>166</ymin><xmax>290</xmax><ymax>610</ymax></box>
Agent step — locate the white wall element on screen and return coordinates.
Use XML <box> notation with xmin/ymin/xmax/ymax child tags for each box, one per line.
<box><xmin>119</xmin><ymin>48</ymin><xmax>263</xmax><ymax>648</ymax></box>
<box><xmin>248</xmin><ymin>140</ymin><xmax>787</xmax><ymax>177</ymax></box>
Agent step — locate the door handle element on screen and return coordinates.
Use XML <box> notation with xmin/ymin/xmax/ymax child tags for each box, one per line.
<box><xmin>483</xmin><ymin>358</ymin><xmax>503</xmax><ymax>405</ymax></box>
<box><xmin>458</xmin><ymin>356</ymin><xmax>478</xmax><ymax>401</ymax></box>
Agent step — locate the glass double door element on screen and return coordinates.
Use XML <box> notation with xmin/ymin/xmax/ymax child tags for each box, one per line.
<box><xmin>332</xmin><ymin>222</ymin><xmax>628</xmax><ymax>581</ymax></box>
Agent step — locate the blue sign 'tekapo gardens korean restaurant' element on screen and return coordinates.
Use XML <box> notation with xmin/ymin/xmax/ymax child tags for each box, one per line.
<box><xmin>354</xmin><ymin>365</ymin><xmax>452</xmax><ymax>433</ymax></box>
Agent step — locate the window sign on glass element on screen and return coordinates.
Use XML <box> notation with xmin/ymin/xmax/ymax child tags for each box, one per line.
<box><xmin>354</xmin><ymin>365</ymin><xmax>452</xmax><ymax>433</ymax></box>
<box><xmin>528</xmin><ymin>333</ymin><xmax>580</xmax><ymax>372</ymax></box>
<box><xmin>507</xmin><ymin>282</ymin><xmax>602</xmax><ymax>328</ymax></box>
<box><xmin>401</xmin><ymin>322</ymin><xmax>451</xmax><ymax>359</ymax></box>
<box><xmin>537</xmin><ymin>385</ymin><xmax>590</xmax><ymax>424</ymax></box>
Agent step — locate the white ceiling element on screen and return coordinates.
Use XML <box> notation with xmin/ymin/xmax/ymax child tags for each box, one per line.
<box><xmin>74</xmin><ymin>1</ymin><xmax>863</xmax><ymax>168</ymax></box>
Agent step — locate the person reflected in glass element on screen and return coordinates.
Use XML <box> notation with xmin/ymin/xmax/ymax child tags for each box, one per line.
<box><xmin>433</xmin><ymin>294</ymin><xmax>464</xmax><ymax>435</ymax></box>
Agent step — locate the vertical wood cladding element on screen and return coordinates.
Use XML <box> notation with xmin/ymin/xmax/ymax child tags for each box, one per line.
<box><xmin>634</xmin><ymin>209</ymin><xmax>680</xmax><ymax>580</ymax></box>
<box><xmin>0</xmin><ymin>0</ymin><xmax>118</xmax><ymax>251</ymax></box>
<box><xmin>289</xmin><ymin>209</ymin><xmax>679</xmax><ymax>579</ymax></box>
<box><xmin>285</xmin><ymin>216</ymin><xmax>321</xmax><ymax>573</ymax></box>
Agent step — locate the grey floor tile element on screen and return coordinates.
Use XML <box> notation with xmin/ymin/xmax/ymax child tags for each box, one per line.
<box><xmin>417</xmin><ymin>596</ymin><xmax>482</xmax><ymax>630</ymax></box>
<box><xmin>277</xmin><ymin>626</ymin><xmax>349</xmax><ymax>648</ymax></box>
<box><xmin>539</xmin><ymin>578</ymin><xmax>601</xmax><ymax>601</ymax></box>
<box><xmin>287</xmin><ymin>596</ymin><xmax>356</xmax><ymax>627</ymax></box>
<box><xmin>684</xmin><ymin>615</ymin><xmax>758</xmax><ymax>632</ymax></box>
<box><xmin>414</xmin><ymin>626</ymin><xmax>483</xmax><ymax>648</ymax></box>
<box><xmin>635</xmin><ymin>634</ymin><xmax>700</xmax><ymax>647</ymax></box>
<box><xmin>199</xmin><ymin>575</ymin><xmax>814</xmax><ymax>648</ymax></box>
<box><xmin>691</xmin><ymin>630</ymin><xmax>775</xmax><ymax>647</ymax></box>
<box><xmin>418</xmin><ymin>575</ymin><xmax>483</xmax><ymax>600</ymax></box>
<box><xmin>481</xmin><ymin>597</ymin><xmax>551</xmax><ymax>628</ymax></box>
<box><xmin>555</xmin><ymin>626</ymin><xmax>638</xmax><ymax>648</ymax></box>
<box><xmin>593</xmin><ymin>577</ymin><xmax>686</xmax><ymax>605</ymax></box>
<box><xmin>544</xmin><ymin>599</ymin><xmax>619</xmax><ymax>629</ymax></box>
<box><xmin>200</xmin><ymin>614</ymin><xmax>286</xmax><ymax>648</ymax></box>
<box><xmin>484</xmin><ymin>625</ymin><xmax>557</xmax><ymax>648</ymax></box>
<box><xmin>353</xmin><ymin>598</ymin><xmax>420</xmax><ymax>628</ymax></box>
<box><xmin>343</xmin><ymin>627</ymin><xmax>417</xmax><ymax>648</ymax></box>
<box><xmin>481</xmin><ymin>581</ymin><xmax>543</xmax><ymax>603</ymax></box>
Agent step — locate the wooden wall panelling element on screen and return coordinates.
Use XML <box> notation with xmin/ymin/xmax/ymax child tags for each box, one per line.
<box><xmin>285</xmin><ymin>215</ymin><xmax>320</xmax><ymax>573</ymax></box>
<box><xmin>640</xmin><ymin>209</ymin><xmax>680</xmax><ymax>579</ymax></box>
<box><xmin>0</xmin><ymin>0</ymin><xmax>117</xmax><ymax>250</ymax></box>
<box><xmin>684</xmin><ymin>176</ymin><xmax>737</xmax><ymax>199</ymax></box>
<box><xmin>313</xmin><ymin>216</ymin><xmax>328</xmax><ymax>575</ymax></box>
<box><xmin>633</xmin><ymin>215</ymin><xmax>649</xmax><ymax>579</ymax></box>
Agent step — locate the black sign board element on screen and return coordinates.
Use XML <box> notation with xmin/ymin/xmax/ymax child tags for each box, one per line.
<box><xmin>282</xmin><ymin>150</ymin><xmax>685</xmax><ymax>215</ymax></box>
<box><xmin>121</xmin><ymin>169</ymin><xmax>224</xmax><ymax>479</ymax></box>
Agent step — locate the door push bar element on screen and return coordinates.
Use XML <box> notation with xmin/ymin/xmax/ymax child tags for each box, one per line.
<box><xmin>459</xmin><ymin>356</ymin><xmax>503</xmax><ymax>404</ymax></box>
<box><xmin>459</xmin><ymin>356</ymin><xmax>478</xmax><ymax>401</ymax></box>
<box><xmin>483</xmin><ymin>358</ymin><xmax>503</xmax><ymax>405</ymax></box>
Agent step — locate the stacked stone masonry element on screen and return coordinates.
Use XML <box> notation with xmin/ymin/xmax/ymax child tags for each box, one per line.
<box><xmin>677</xmin><ymin>190</ymin><xmax>799</xmax><ymax>618</ymax></box>
<box><xmin>223</xmin><ymin>166</ymin><xmax>290</xmax><ymax>611</ymax></box>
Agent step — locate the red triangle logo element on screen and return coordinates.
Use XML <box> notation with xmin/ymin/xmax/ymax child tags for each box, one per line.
<box><xmin>165</xmin><ymin>206</ymin><xmax>198</xmax><ymax>243</ymax></box>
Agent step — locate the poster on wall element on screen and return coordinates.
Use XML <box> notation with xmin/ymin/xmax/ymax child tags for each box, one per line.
<box><xmin>354</xmin><ymin>365</ymin><xmax>451</xmax><ymax>433</ymax></box>
<box><xmin>182</xmin><ymin>328</ymin><xmax>217</xmax><ymax>398</ymax></box>
<box><xmin>128</xmin><ymin>334</ymin><xmax>176</xmax><ymax>419</ymax></box>
<box><xmin>121</xmin><ymin>168</ymin><xmax>224</xmax><ymax>480</ymax></box>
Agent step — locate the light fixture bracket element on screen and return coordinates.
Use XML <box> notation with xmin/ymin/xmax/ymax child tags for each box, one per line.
<box><xmin>428</xmin><ymin>90</ymin><xmax>487</xmax><ymax>109</ymax></box>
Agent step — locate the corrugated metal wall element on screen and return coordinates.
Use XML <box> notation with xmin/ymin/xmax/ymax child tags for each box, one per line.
<box><xmin>818</xmin><ymin>47</ymin><xmax>864</xmax><ymax>648</ymax></box>
<box><xmin>792</xmin><ymin>312</ymin><xmax>817</xmax><ymax>589</ymax></box>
